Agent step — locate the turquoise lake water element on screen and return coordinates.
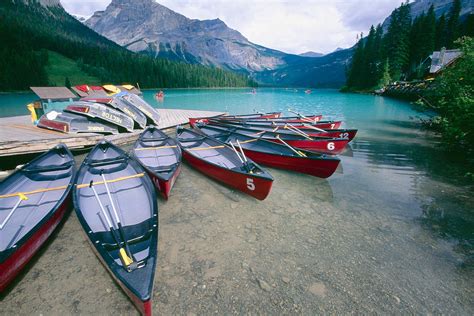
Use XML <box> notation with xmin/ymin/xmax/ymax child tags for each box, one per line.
<box><xmin>1</xmin><ymin>88</ymin><xmax>473</xmax><ymax>313</ymax></box>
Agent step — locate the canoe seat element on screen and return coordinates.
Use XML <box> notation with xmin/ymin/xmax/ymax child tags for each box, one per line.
<box><xmin>88</xmin><ymin>156</ymin><xmax>129</xmax><ymax>174</ymax></box>
<box><xmin>88</xmin><ymin>156</ymin><xmax>128</xmax><ymax>167</ymax></box>
<box><xmin>23</xmin><ymin>161</ymin><xmax>75</xmax><ymax>181</ymax></box>
<box><xmin>139</xmin><ymin>139</ymin><xmax>168</xmax><ymax>147</ymax></box>
<box><xmin>178</xmin><ymin>136</ymin><xmax>206</xmax><ymax>143</ymax></box>
<box><xmin>24</xmin><ymin>161</ymin><xmax>74</xmax><ymax>173</ymax></box>
<box><xmin>95</xmin><ymin>220</ymin><xmax>153</xmax><ymax>250</ymax></box>
<box><xmin>141</xmin><ymin>137</ymin><xmax>168</xmax><ymax>142</ymax></box>
<box><xmin>150</xmin><ymin>163</ymin><xmax>177</xmax><ymax>173</ymax></box>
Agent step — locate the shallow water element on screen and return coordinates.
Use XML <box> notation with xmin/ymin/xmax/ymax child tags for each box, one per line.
<box><xmin>1</xmin><ymin>89</ymin><xmax>473</xmax><ymax>314</ymax></box>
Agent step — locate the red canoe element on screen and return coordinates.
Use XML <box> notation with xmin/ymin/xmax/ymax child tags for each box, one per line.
<box><xmin>189</xmin><ymin>112</ymin><xmax>281</xmax><ymax>127</ymax></box>
<box><xmin>195</xmin><ymin>125</ymin><xmax>341</xmax><ymax>178</ymax></box>
<box><xmin>213</xmin><ymin>118</ymin><xmax>343</xmax><ymax>130</ymax></box>
<box><xmin>0</xmin><ymin>144</ymin><xmax>75</xmax><ymax>293</ymax></box>
<box><xmin>210</xmin><ymin>122</ymin><xmax>358</xmax><ymax>141</ymax></box>
<box><xmin>132</xmin><ymin>126</ymin><xmax>182</xmax><ymax>199</ymax></box>
<box><xmin>196</xmin><ymin>123</ymin><xmax>349</xmax><ymax>155</ymax></box>
<box><xmin>218</xmin><ymin>114</ymin><xmax>323</xmax><ymax>123</ymax></box>
<box><xmin>177</xmin><ymin>127</ymin><xmax>274</xmax><ymax>200</ymax></box>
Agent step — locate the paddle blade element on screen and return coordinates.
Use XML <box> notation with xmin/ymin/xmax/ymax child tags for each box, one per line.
<box><xmin>119</xmin><ymin>248</ymin><xmax>134</xmax><ymax>267</ymax></box>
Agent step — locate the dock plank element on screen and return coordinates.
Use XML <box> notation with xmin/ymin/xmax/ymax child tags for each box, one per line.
<box><xmin>0</xmin><ymin>109</ymin><xmax>224</xmax><ymax>157</ymax></box>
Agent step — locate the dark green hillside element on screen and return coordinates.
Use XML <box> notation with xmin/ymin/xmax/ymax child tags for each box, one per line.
<box><xmin>45</xmin><ymin>51</ymin><xmax>101</xmax><ymax>86</ymax></box>
<box><xmin>0</xmin><ymin>1</ymin><xmax>254</xmax><ymax>91</ymax></box>
<box><xmin>254</xmin><ymin>49</ymin><xmax>353</xmax><ymax>88</ymax></box>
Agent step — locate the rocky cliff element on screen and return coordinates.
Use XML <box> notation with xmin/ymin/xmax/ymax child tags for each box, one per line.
<box><xmin>86</xmin><ymin>0</ymin><xmax>287</xmax><ymax>71</ymax></box>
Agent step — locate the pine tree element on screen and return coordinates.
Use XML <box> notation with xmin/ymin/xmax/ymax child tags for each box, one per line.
<box><xmin>378</xmin><ymin>59</ymin><xmax>391</xmax><ymax>87</ymax></box>
<box><xmin>346</xmin><ymin>33</ymin><xmax>365</xmax><ymax>88</ymax></box>
<box><xmin>463</xmin><ymin>14</ymin><xmax>474</xmax><ymax>37</ymax></box>
<box><xmin>446</xmin><ymin>0</ymin><xmax>461</xmax><ymax>48</ymax></box>
<box><xmin>384</xmin><ymin>1</ymin><xmax>412</xmax><ymax>81</ymax></box>
<box><xmin>65</xmin><ymin>76</ymin><xmax>71</xmax><ymax>88</ymax></box>
<box><xmin>436</xmin><ymin>14</ymin><xmax>448</xmax><ymax>49</ymax></box>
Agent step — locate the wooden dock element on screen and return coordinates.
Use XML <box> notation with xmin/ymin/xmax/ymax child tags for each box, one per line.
<box><xmin>0</xmin><ymin>108</ymin><xmax>224</xmax><ymax>157</ymax></box>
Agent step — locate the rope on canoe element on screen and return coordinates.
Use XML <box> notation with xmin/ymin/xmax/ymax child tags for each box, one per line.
<box><xmin>135</xmin><ymin>145</ymin><xmax>178</xmax><ymax>151</ymax></box>
<box><xmin>0</xmin><ymin>173</ymin><xmax>145</xmax><ymax>199</ymax></box>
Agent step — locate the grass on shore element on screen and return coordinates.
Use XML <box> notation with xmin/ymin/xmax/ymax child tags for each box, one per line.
<box><xmin>45</xmin><ymin>50</ymin><xmax>100</xmax><ymax>86</ymax></box>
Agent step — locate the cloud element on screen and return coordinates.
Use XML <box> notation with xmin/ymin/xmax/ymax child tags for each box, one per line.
<box><xmin>60</xmin><ymin>0</ymin><xmax>402</xmax><ymax>54</ymax></box>
<box><xmin>60</xmin><ymin>0</ymin><xmax>110</xmax><ymax>16</ymax></box>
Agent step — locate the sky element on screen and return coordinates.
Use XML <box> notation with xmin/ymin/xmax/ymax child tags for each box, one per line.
<box><xmin>60</xmin><ymin>0</ymin><xmax>404</xmax><ymax>55</ymax></box>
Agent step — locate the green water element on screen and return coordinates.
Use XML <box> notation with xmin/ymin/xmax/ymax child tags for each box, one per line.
<box><xmin>1</xmin><ymin>88</ymin><xmax>473</xmax><ymax>313</ymax></box>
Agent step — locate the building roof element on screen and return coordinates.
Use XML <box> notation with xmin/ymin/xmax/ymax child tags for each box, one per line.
<box><xmin>429</xmin><ymin>48</ymin><xmax>462</xmax><ymax>74</ymax></box>
<box><xmin>30</xmin><ymin>87</ymin><xmax>78</xmax><ymax>100</ymax></box>
<box><xmin>118</xmin><ymin>85</ymin><xmax>142</xmax><ymax>95</ymax></box>
<box><xmin>71</xmin><ymin>86</ymin><xmax>108</xmax><ymax>97</ymax></box>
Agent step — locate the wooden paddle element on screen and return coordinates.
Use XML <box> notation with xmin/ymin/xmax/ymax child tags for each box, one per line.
<box><xmin>275</xmin><ymin>135</ymin><xmax>307</xmax><ymax>157</ymax></box>
<box><xmin>89</xmin><ymin>180</ymin><xmax>133</xmax><ymax>268</ymax></box>
<box><xmin>0</xmin><ymin>174</ymin><xmax>145</xmax><ymax>200</ymax></box>
<box><xmin>100</xmin><ymin>171</ymin><xmax>136</xmax><ymax>269</ymax></box>
<box><xmin>0</xmin><ymin>193</ymin><xmax>28</xmax><ymax>230</ymax></box>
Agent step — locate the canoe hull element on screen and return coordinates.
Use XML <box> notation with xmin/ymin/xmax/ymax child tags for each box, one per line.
<box><xmin>220</xmin><ymin>114</ymin><xmax>322</xmax><ymax>123</ymax></box>
<box><xmin>242</xmin><ymin>150</ymin><xmax>340</xmax><ymax>178</ymax></box>
<box><xmin>85</xmin><ymin>234</ymin><xmax>153</xmax><ymax>316</ymax></box>
<box><xmin>0</xmin><ymin>196</ymin><xmax>70</xmax><ymax>293</ymax></box>
<box><xmin>240</xmin><ymin>121</ymin><xmax>342</xmax><ymax>130</ymax></box>
<box><xmin>259</xmin><ymin>113</ymin><xmax>281</xmax><ymax>119</ymax></box>
<box><xmin>297</xmin><ymin>129</ymin><xmax>357</xmax><ymax>141</ymax></box>
<box><xmin>38</xmin><ymin>112</ymin><xmax>119</xmax><ymax>134</ymax></box>
<box><xmin>182</xmin><ymin>150</ymin><xmax>272</xmax><ymax>200</ymax></box>
<box><xmin>268</xmin><ymin>138</ymin><xmax>349</xmax><ymax>155</ymax></box>
<box><xmin>147</xmin><ymin>164</ymin><xmax>182</xmax><ymax>200</ymax></box>
<box><xmin>189</xmin><ymin>112</ymin><xmax>281</xmax><ymax>127</ymax></box>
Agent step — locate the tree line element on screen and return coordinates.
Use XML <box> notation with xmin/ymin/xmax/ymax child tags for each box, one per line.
<box><xmin>0</xmin><ymin>1</ymin><xmax>256</xmax><ymax>91</ymax></box>
<box><xmin>344</xmin><ymin>0</ymin><xmax>474</xmax><ymax>90</ymax></box>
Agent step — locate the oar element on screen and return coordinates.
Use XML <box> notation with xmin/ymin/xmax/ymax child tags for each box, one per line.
<box><xmin>236</xmin><ymin>140</ymin><xmax>253</xmax><ymax>173</ymax></box>
<box><xmin>0</xmin><ymin>193</ymin><xmax>28</xmax><ymax>230</ymax></box>
<box><xmin>230</xmin><ymin>141</ymin><xmax>252</xmax><ymax>173</ymax></box>
<box><xmin>285</xmin><ymin>124</ymin><xmax>312</xmax><ymax>139</ymax></box>
<box><xmin>302</xmin><ymin>123</ymin><xmax>326</xmax><ymax>133</ymax></box>
<box><xmin>288</xmin><ymin>109</ymin><xmax>316</xmax><ymax>123</ymax></box>
<box><xmin>229</xmin><ymin>141</ymin><xmax>245</xmax><ymax>164</ymax></box>
<box><xmin>89</xmin><ymin>181</ymin><xmax>133</xmax><ymax>268</ymax></box>
<box><xmin>100</xmin><ymin>171</ymin><xmax>135</xmax><ymax>265</ymax></box>
<box><xmin>275</xmin><ymin>135</ymin><xmax>307</xmax><ymax>157</ymax></box>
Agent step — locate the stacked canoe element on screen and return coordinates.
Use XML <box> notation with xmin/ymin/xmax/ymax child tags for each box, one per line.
<box><xmin>37</xmin><ymin>85</ymin><xmax>160</xmax><ymax>135</ymax></box>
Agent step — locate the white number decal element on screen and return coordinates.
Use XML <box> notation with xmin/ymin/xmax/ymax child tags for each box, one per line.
<box><xmin>327</xmin><ymin>142</ymin><xmax>335</xmax><ymax>150</ymax></box>
<box><xmin>330</xmin><ymin>123</ymin><xmax>335</xmax><ymax>129</ymax></box>
<box><xmin>339</xmin><ymin>132</ymin><xmax>349</xmax><ymax>138</ymax></box>
<box><xmin>246</xmin><ymin>178</ymin><xmax>255</xmax><ymax>191</ymax></box>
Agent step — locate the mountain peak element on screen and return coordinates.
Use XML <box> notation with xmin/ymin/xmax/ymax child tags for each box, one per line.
<box><xmin>86</xmin><ymin>0</ymin><xmax>288</xmax><ymax>71</ymax></box>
